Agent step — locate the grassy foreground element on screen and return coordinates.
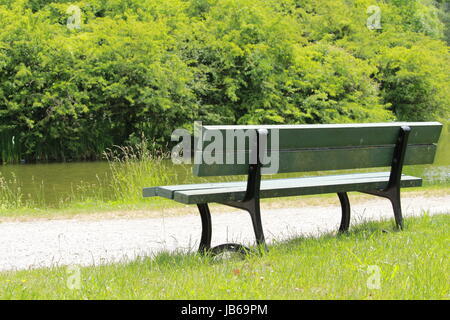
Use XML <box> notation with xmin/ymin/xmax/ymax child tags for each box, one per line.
<box><xmin>0</xmin><ymin>214</ymin><xmax>448</xmax><ymax>300</ymax></box>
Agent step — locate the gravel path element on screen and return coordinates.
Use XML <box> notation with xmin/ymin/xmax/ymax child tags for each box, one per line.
<box><xmin>1</xmin><ymin>196</ymin><xmax>449</xmax><ymax>271</ymax></box>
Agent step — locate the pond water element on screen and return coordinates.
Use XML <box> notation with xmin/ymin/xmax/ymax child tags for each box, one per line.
<box><xmin>0</xmin><ymin>124</ymin><xmax>449</xmax><ymax>207</ymax></box>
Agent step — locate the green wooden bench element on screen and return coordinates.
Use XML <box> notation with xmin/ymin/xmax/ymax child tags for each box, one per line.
<box><xmin>144</xmin><ymin>122</ymin><xmax>442</xmax><ymax>254</ymax></box>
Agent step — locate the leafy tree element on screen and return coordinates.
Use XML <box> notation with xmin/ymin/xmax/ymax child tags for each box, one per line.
<box><xmin>0</xmin><ymin>0</ymin><xmax>448</xmax><ymax>162</ymax></box>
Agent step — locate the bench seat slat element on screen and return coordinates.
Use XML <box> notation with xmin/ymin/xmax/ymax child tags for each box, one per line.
<box><xmin>154</xmin><ymin>181</ymin><xmax>245</xmax><ymax>199</ymax></box>
<box><xmin>167</xmin><ymin>173</ymin><xmax>422</xmax><ymax>204</ymax></box>
<box><xmin>144</xmin><ymin>171</ymin><xmax>396</xmax><ymax>199</ymax></box>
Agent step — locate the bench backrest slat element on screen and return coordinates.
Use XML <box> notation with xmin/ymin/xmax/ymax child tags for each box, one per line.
<box><xmin>193</xmin><ymin>122</ymin><xmax>442</xmax><ymax>176</ymax></box>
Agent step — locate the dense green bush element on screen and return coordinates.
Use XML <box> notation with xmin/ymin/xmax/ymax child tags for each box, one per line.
<box><xmin>0</xmin><ymin>0</ymin><xmax>448</xmax><ymax>162</ymax></box>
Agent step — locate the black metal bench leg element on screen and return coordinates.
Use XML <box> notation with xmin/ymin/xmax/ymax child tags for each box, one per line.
<box><xmin>197</xmin><ymin>203</ymin><xmax>212</xmax><ymax>253</ymax></box>
<box><xmin>362</xmin><ymin>126</ymin><xmax>410</xmax><ymax>230</ymax></box>
<box><xmin>338</xmin><ymin>192</ymin><xmax>351</xmax><ymax>233</ymax></box>
<box><xmin>247</xmin><ymin>199</ymin><xmax>267</xmax><ymax>250</ymax></box>
<box><xmin>218</xmin><ymin>198</ymin><xmax>268</xmax><ymax>252</ymax></box>
<box><xmin>389</xmin><ymin>190</ymin><xmax>403</xmax><ymax>230</ymax></box>
<box><xmin>363</xmin><ymin>188</ymin><xmax>404</xmax><ymax>230</ymax></box>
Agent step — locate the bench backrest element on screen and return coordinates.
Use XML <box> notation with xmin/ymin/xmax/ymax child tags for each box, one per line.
<box><xmin>193</xmin><ymin>122</ymin><xmax>442</xmax><ymax>176</ymax></box>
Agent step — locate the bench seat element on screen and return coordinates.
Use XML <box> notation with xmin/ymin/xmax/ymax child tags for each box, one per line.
<box><xmin>144</xmin><ymin>172</ymin><xmax>422</xmax><ymax>204</ymax></box>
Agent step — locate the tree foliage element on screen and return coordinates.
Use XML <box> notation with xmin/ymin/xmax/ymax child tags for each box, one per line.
<box><xmin>0</xmin><ymin>0</ymin><xmax>448</xmax><ymax>162</ymax></box>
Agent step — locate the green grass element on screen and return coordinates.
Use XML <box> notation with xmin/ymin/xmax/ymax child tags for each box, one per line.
<box><xmin>1</xmin><ymin>214</ymin><xmax>448</xmax><ymax>299</ymax></box>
